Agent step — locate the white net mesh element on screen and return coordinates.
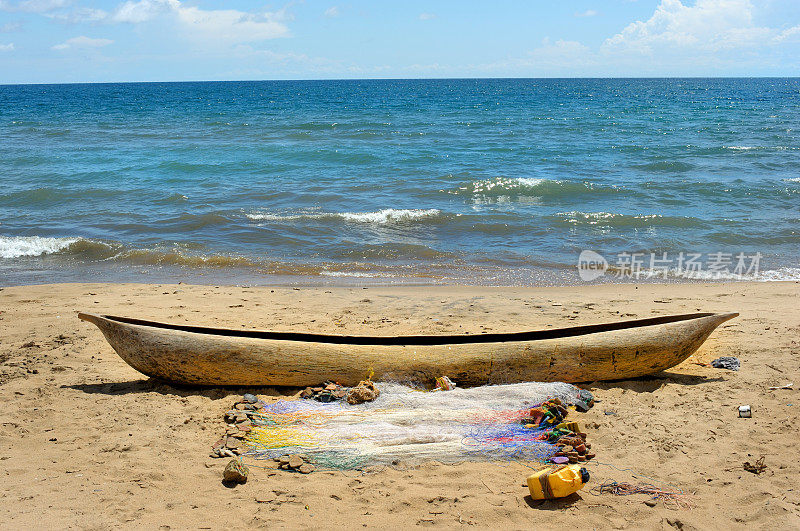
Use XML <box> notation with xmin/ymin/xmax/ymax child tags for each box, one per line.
<box><xmin>244</xmin><ymin>381</ymin><xmax>586</xmax><ymax>469</ymax></box>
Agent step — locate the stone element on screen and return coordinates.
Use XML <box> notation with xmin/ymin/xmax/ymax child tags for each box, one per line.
<box><xmin>288</xmin><ymin>455</ymin><xmax>304</xmax><ymax>469</ymax></box>
<box><xmin>235</xmin><ymin>403</ymin><xmax>247</xmax><ymax>410</ymax></box>
<box><xmin>298</xmin><ymin>464</ymin><xmax>315</xmax><ymax>474</ymax></box>
<box><xmin>223</xmin><ymin>459</ymin><xmax>248</xmax><ymax>484</ymax></box>
<box><xmin>644</xmin><ymin>499</ymin><xmax>657</xmax><ymax>507</ymax></box>
<box><xmin>226</xmin><ymin>437</ymin><xmax>240</xmax><ymax>450</ymax></box>
<box><xmin>325</xmin><ymin>383</ymin><xmax>338</xmax><ymax>391</ymax></box>
<box><xmin>574</xmin><ymin>400</ymin><xmax>590</xmax><ymax>413</ymax></box>
<box><xmin>318</xmin><ymin>391</ymin><xmax>334</xmax><ymax>403</ymax></box>
<box><xmin>346</xmin><ymin>380</ymin><xmax>380</xmax><ymax>405</ymax></box>
<box><xmin>312</xmin><ymin>387</ymin><xmax>323</xmax><ymax>393</ymax></box>
<box><xmin>711</xmin><ymin>356</ymin><xmax>740</xmax><ymax>371</ymax></box>
<box><xmin>300</xmin><ymin>388</ymin><xmax>314</xmax><ymax>399</ymax></box>
<box><xmin>278</xmin><ymin>455</ymin><xmax>291</xmax><ymax>465</ymax></box>
<box><xmin>243</xmin><ymin>393</ymin><xmax>258</xmax><ymax>403</ymax></box>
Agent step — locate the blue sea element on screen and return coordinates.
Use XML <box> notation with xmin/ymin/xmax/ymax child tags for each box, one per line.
<box><xmin>1</xmin><ymin>78</ymin><xmax>799</xmax><ymax>286</ymax></box>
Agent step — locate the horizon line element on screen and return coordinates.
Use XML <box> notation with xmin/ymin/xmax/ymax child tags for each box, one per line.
<box><xmin>2</xmin><ymin>75</ymin><xmax>800</xmax><ymax>87</ymax></box>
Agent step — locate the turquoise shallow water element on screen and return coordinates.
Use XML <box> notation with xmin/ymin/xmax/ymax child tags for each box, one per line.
<box><xmin>1</xmin><ymin>78</ymin><xmax>799</xmax><ymax>285</ymax></box>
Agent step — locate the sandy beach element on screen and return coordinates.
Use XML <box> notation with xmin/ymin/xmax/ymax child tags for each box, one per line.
<box><xmin>1</xmin><ymin>281</ymin><xmax>798</xmax><ymax>529</ymax></box>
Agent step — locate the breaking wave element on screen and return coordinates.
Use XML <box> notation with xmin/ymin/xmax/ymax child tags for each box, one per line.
<box><xmin>0</xmin><ymin>236</ymin><xmax>81</xmax><ymax>258</ymax></box>
<box><xmin>246</xmin><ymin>208</ymin><xmax>443</xmax><ymax>224</ymax></box>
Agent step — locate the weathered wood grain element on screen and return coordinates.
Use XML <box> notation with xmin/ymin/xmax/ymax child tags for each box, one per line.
<box><xmin>78</xmin><ymin>312</ymin><xmax>738</xmax><ymax>387</ymax></box>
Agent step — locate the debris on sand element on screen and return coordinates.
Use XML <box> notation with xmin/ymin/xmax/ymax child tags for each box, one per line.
<box><xmin>275</xmin><ymin>454</ymin><xmax>315</xmax><ymax>473</ymax></box>
<box><xmin>710</xmin><ymin>357</ymin><xmax>740</xmax><ymax>371</ymax></box>
<box><xmin>743</xmin><ymin>455</ymin><xmax>767</xmax><ymax>475</ymax></box>
<box><xmin>300</xmin><ymin>381</ymin><xmax>347</xmax><ymax>402</ymax></box>
<box><xmin>346</xmin><ymin>380</ymin><xmax>380</xmax><ymax>404</ymax></box>
<box><xmin>223</xmin><ymin>459</ymin><xmax>249</xmax><ymax>484</ymax></box>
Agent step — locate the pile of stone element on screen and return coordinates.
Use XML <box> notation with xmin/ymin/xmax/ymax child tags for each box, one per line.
<box><xmin>274</xmin><ymin>454</ymin><xmax>315</xmax><ymax>474</ymax></box>
<box><xmin>211</xmin><ymin>393</ymin><xmax>264</xmax><ymax>458</ymax></box>
<box><xmin>552</xmin><ymin>430</ymin><xmax>595</xmax><ymax>464</ymax></box>
<box><xmin>299</xmin><ymin>381</ymin><xmax>347</xmax><ymax>402</ymax></box>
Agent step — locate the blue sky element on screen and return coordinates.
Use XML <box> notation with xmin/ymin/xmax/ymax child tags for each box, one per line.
<box><xmin>1</xmin><ymin>0</ymin><xmax>799</xmax><ymax>83</ymax></box>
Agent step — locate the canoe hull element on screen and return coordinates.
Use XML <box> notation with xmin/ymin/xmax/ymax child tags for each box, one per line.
<box><xmin>78</xmin><ymin>312</ymin><xmax>738</xmax><ymax>386</ymax></box>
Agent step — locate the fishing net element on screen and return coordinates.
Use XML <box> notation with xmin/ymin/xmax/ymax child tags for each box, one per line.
<box><xmin>243</xmin><ymin>381</ymin><xmax>586</xmax><ymax>469</ymax></box>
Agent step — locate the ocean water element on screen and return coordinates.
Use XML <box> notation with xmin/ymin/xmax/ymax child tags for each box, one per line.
<box><xmin>1</xmin><ymin>78</ymin><xmax>799</xmax><ymax>286</ymax></box>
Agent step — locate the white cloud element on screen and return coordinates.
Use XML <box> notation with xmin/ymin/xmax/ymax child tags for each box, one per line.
<box><xmin>0</xmin><ymin>0</ymin><xmax>69</xmax><ymax>13</ymax></box>
<box><xmin>52</xmin><ymin>35</ymin><xmax>113</xmax><ymax>50</ymax></box>
<box><xmin>109</xmin><ymin>0</ymin><xmax>289</xmax><ymax>46</ymax></box>
<box><xmin>176</xmin><ymin>6</ymin><xmax>289</xmax><ymax>45</ymax></box>
<box><xmin>112</xmin><ymin>0</ymin><xmax>176</xmax><ymax>23</ymax></box>
<box><xmin>603</xmin><ymin>0</ymin><xmax>771</xmax><ymax>54</ymax></box>
<box><xmin>775</xmin><ymin>25</ymin><xmax>800</xmax><ymax>43</ymax></box>
<box><xmin>419</xmin><ymin>13</ymin><xmax>435</xmax><ymax>21</ymax></box>
<box><xmin>1</xmin><ymin>21</ymin><xmax>23</xmax><ymax>32</ymax></box>
<box><xmin>0</xmin><ymin>42</ymin><xmax>14</xmax><ymax>51</ymax></box>
<box><xmin>46</xmin><ymin>6</ymin><xmax>108</xmax><ymax>22</ymax></box>
<box><xmin>324</xmin><ymin>6</ymin><xmax>339</xmax><ymax>18</ymax></box>
<box><xmin>575</xmin><ymin>10</ymin><xmax>599</xmax><ymax>18</ymax></box>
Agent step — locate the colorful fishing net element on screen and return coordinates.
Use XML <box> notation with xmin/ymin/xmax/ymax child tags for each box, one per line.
<box><xmin>243</xmin><ymin>381</ymin><xmax>586</xmax><ymax>469</ymax></box>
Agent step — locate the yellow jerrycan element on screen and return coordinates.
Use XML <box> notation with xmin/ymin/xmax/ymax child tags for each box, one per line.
<box><xmin>527</xmin><ymin>464</ymin><xmax>589</xmax><ymax>500</ymax></box>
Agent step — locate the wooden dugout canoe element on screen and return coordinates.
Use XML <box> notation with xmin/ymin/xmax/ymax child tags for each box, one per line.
<box><xmin>78</xmin><ymin>311</ymin><xmax>737</xmax><ymax>387</ymax></box>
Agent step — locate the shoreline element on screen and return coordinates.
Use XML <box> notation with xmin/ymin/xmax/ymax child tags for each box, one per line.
<box><xmin>1</xmin><ymin>281</ymin><xmax>799</xmax><ymax>528</ymax></box>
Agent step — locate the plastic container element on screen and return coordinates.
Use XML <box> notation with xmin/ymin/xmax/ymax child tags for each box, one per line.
<box><xmin>527</xmin><ymin>464</ymin><xmax>589</xmax><ymax>500</ymax></box>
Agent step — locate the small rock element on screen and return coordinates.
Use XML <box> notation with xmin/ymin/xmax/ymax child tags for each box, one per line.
<box><xmin>644</xmin><ymin>499</ymin><xmax>657</xmax><ymax>507</ymax></box>
<box><xmin>325</xmin><ymin>383</ymin><xmax>337</xmax><ymax>391</ymax></box>
<box><xmin>288</xmin><ymin>455</ymin><xmax>304</xmax><ymax>469</ymax></box>
<box><xmin>223</xmin><ymin>460</ymin><xmax>248</xmax><ymax>484</ymax></box>
<box><xmin>346</xmin><ymin>380</ymin><xmax>380</xmax><ymax>405</ymax></box>
<box><xmin>298</xmin><ymin>464</ymin><xmax>315</xmax><ymax>474</ymax></box>
<box><xmin>243</xmin><ymin>393</ymin><xmax>258</xmax><ymax>404</ymax></box>
<box><xmin>711</xmin><ymin>356</ymin><xmax>740</xmax><ymax>371</ymax></box>
<box><xmin>235</xmin><ymin>403</ymin><xmax>248</xmax><ymax>410</ymax></box>
<box><xmin>278</xmin><ymin>455</ymin><xmax>291</xmax><ymax>465</ymax></box>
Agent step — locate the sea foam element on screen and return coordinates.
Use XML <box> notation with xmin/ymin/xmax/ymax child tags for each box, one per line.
<box><xmin>246</xmin><ymin>208</ymin><xmax>442</xmax><ymax>224</ymax></box>
<box><xmin>0</xmin><ymin>236</ymin><xmax>79</xmax><ymax>258</ymax></box>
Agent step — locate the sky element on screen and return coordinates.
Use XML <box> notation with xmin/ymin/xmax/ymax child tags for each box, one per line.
<box><xmin>1</xmin><ymin>0</ymin><xmax>799</xmax><ymax>83</ymax></box>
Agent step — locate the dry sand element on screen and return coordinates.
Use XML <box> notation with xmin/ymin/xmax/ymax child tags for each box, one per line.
<box><xmin>1</xmin><ymin>281</ymin><xmax>798</xmax><ymax>529</ymax></box>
